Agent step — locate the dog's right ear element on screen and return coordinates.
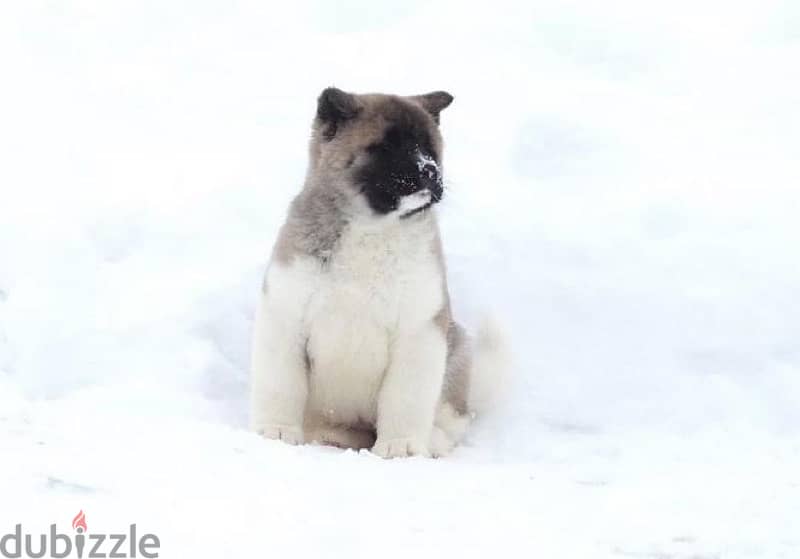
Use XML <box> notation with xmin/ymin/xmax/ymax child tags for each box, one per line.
<box><xmin>316</xmin><ymin>87</ymin><xmax>360</xmax><ymax>140</ymax></box>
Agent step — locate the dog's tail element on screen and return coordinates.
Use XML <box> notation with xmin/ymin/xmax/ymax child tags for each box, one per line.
<box><xmin>430</xmin><ymin>315</ymin><xmax>511</xmax><ymax>456</ymax></box>
<box><xmin>467</xmin><ymin>315</ymin><xmax>511</xmax><ymax>415</ymax></box>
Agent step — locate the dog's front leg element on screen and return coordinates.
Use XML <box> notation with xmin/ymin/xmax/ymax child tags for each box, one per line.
<box><xmin>373</xmin><ymin>324</ymin><xmax>446</xmax><ymax>458</ymax></box>
<box><xmin>250</xmin><ymin>294</ymin><xmax>308</xmax><ymax>445</ymax></box>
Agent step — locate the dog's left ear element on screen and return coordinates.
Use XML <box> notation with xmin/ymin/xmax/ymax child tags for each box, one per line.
<box><xmin>411</xmin><ymin>91</ymin><xmax>454</xmax><ymax>123</ymax></box>
<box><xmin>316</xmin><ymin>87</ymin><xmax>361</xmax><ymax>140</ymax></box>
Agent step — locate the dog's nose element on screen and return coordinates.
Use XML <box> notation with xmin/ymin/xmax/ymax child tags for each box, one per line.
<box><xmin>415</xmin><ymin>151</ymin><xmax>441</xmax><ymax>182</ymax></box>
<box><xmin>421</xmin><ymin>176</ymin><xmax>444</xmax><ymax>202</ymax></box>
<box><xmin>419</xmin><ymin>161</ymin><xmax>440</xmax><ymax>181</ymax></box>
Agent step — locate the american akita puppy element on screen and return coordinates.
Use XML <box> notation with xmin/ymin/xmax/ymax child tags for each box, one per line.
<box><xmin>251</xmin><ymin>87</ymin><xmax>505</xmax><ymax>458</ymax></box>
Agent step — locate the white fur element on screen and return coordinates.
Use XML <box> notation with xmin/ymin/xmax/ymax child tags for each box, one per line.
<box><xmin>251</xmin><ymin>215</ymin><xmax>447</xmax><ymax>458</ymax></box>
<box><xmin>397</xmin><ymin>189</ymin><xmax>432</xmax><ymax>214</ymax></box>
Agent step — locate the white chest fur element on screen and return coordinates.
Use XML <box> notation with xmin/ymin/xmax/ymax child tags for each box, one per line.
<box><xmin>311</xmin><ymin>217</ymin><xmax>443</xmax><ymax>326</ymax></box>
<box><xmin>303</xmin><ymin>217</ymin><xmax>443</xmax><ymax>425</ymax></box>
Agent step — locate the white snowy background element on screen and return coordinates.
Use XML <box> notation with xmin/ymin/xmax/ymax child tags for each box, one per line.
<box><xmin>1</xmin><ymin>1</ymin><xmax>799</xmax><ymax>557</ymax></box>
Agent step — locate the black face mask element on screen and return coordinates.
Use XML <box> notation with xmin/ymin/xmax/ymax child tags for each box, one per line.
<box><xmin>355</xmin><ymin>124</ymin><xmax>443</xmax><ymax>215</ymax></box>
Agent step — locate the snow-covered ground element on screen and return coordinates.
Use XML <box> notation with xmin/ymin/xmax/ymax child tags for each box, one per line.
<box><xmin>1</xmin><ymin>1</ymin><xmax>799</xmax><ymax>557</ymax></box>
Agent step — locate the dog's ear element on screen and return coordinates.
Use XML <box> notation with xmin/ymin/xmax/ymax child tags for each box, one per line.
<box><xmin>316</xmin><ymin>87</ymin><xmax>361</xmax><ymax>140</ymax></box>
<box><xmin>411</xmin><ymin>91</ymin><xmax>454</xmax><ymax>124</ymax></box>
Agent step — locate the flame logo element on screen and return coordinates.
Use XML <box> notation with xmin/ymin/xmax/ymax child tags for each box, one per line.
<box><xmin>72</xmin><ymin>510</ymin><xmax>87</xmax><ymax>532</ymax></box>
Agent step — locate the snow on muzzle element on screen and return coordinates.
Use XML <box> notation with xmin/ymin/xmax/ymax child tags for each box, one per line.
<box><xmin>398</xmin><ymin>150</ymin><xmax>443</xmax><ymax>218</ymax></box>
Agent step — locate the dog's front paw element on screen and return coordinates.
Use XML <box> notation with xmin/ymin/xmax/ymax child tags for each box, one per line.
<box><xmin>255</xmin><ymin>424</ymin><xmax>304</xmax><ymax>445</ymax></box>
<box><xmin>372</xmin><ymin>437</ymin><xmax>430</xmax><ymax>459</ymax></box>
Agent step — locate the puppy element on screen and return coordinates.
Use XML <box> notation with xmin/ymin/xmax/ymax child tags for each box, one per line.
<box><xmin>251</xmin><ymin>87</ymin><xmax>506</xmax><ymax>458</ymax></box>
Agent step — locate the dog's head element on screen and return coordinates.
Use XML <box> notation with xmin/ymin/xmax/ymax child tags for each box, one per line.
<box><xmin>308</xmin><ymin>87</ymin><xmax>453</xmax><ymax>219</ymax></box>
